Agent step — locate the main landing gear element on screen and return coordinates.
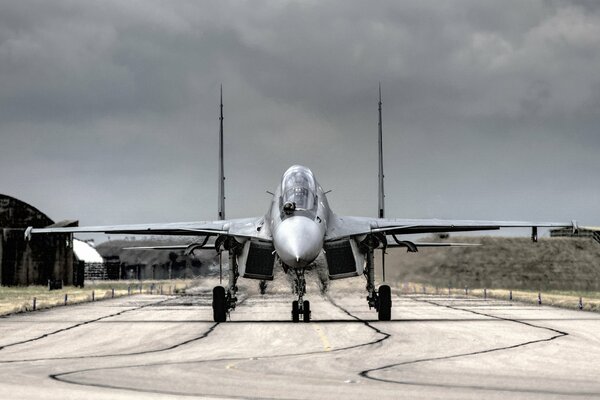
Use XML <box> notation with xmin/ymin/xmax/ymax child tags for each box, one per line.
<box><xmin>291</xmin><ymin>268</ymin><xmax>311</xmax><ymax>322</ymax></box>
<box><xmin>212</xmin><ymin>238</ymin><xmax>241</xmax><ymax>322</ymax></box>
<box><xmin>212</xmin><ymin>286</ymin><xmax>227</xmax><ymax>322</ymax></box>
<box><xmin>259</xmin><ymin>280</ymin><xmax>268</xmax><ymax>295</ymax></box>
<box><xmin>362</xmin><ymin>235</ymin><xmax>392</xmax><ymax>321</ymax></box>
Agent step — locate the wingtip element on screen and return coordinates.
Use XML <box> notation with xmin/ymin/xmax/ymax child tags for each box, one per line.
<box><xmin>24</xmin><ymin>226</ymin><xmax>32</xmax><ymax>241</ymax></box>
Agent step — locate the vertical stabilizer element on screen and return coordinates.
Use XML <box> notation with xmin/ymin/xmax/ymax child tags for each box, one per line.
<box><xmin>378</xmin><ymin>83</ymin><xmax>385</xmax><ymax>219</ymax></box>
<box><xmin>378</xmin><ymin>84</ymin><xmax>386</xmax><ymax>282</ymax></box>
<box><xmin>218</xmin><ymin>85</ymin><xmax>225</xmax><ymax>220</ymax></box>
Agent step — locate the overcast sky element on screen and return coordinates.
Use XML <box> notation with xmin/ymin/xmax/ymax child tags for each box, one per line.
<box><xmin>1</xmin><ymin>0</ymin><xmax>599</xmax><ymax>237</ymax></box>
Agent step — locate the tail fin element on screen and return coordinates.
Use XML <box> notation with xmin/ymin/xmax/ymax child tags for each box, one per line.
<box><xmin>378</xmin><ymin>83</ymin><xmax>386</xmax><ymax>282</ymax></box>
<box><xmin>218</xmin><ymin>85</ymin><xmax>225</xmax><ymax>220</ymax></box>
<box><xmin>378</xmin><ymin>83</ymin><xmax>385</xmax><ymax>219</ymax></box>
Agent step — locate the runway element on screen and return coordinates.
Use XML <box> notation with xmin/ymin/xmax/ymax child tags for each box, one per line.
<box><xmin>0</xmin><ymin>278</ymin><xmax>599</xmax><ymax>399</ymax></box>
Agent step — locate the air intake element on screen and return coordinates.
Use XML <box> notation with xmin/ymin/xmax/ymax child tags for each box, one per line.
<box><xmin>324</xmin><ymin>239</ymin><xmax>357</xmax><ymax>278</ymax></box>
<box><xmin>244</xmin><ymin>241</ymin><xmax>275</xmax><ymax>280</ymax></box>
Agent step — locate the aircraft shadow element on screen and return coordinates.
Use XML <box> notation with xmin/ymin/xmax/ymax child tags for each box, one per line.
<box><xmin>91</xmin><ymin>317</ymin><xmax>533</xmax><ymax>324</ymax></box>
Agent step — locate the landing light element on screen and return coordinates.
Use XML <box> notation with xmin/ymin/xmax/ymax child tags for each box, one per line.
<box><xmin>283</xmin><ymin>201</ymin><xmax>296</xmax><ymax>215</ymax></box>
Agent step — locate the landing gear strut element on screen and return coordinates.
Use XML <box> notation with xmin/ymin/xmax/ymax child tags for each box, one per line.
<box><xmin>259</xmin><ymin>280</ymin><xmax>268</xmax><ymax>295</ymax></box>
<box><xmin>362</xmin><ymin>235</ymin><xmax>392</xmax><ymax>321</ymax></box>
<box><xmin>212</xmin><ymin>237</ymin><xmax>241</xmax><ymax>322</ymax></box>
<box><xmin>291</xmin><ymin>268</ymin><xmax>310</xmax><ymax>322</ymax></box>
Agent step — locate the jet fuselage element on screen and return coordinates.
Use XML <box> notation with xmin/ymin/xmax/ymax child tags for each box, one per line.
<box><xmin>269</xmin><ymin>165</ymin><xmax>331</xmax><ymax>269</ymax></box>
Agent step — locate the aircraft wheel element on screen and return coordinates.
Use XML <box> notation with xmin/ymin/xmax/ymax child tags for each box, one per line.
<box><xmin>212</xmin><ymin>286</ymin><xmax>227</xmax><ymax>322</ymax></box>
<box><xmin>378</xmin><ymin>285</ymin><xmax>391</xmax><ymax>321</ymax></box>
<box><xmin>292</xmin><ymin>300</ymin><xmax>300</xmax><ymax>322</ymax></box>
<box><xmin>303</xmin><ymin>300</ymin><xmax>311</xmax><ymax>322</ymax></box>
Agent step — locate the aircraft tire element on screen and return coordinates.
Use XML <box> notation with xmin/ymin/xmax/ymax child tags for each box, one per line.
<box><xmin>212</xmin><ymin>286</ymin><xmax>227</xmax><ymax>322</ymax></box>
<box><xmin>303</xmin><ymin>300</ymin><xmax>311</xmax><ymax>322</ymax></box>
<box><xmin>292</xmin><ymin>300</ymin><xmax>300</xmax><ymax>322</ymax></box>
<box><xmin>378</xmin><ymin>285</ymin><xmax>392</xmax><ymax>321</ymax></box>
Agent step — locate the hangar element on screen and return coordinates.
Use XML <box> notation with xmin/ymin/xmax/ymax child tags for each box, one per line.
<box><xmin>0</xmin><ymin>194</ymin><xmax>78</xmax><ymax>286</ymax></box>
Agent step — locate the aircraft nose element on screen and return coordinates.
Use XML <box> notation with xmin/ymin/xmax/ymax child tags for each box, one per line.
<box><xmin>273</xmin><ymin>216</ymin><xmax>323</xmax><ymax>268</ymax></box>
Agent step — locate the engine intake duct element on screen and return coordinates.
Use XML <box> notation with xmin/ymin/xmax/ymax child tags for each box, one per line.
<box><xmin>243</xmin><ymin>240</ymin><xmax>275</xmax><ymax>280</ymax></box>
<box><xmin>324</xmin><ymin>239</ymin><xmax>358</xmax><ymax>279</ymax></box>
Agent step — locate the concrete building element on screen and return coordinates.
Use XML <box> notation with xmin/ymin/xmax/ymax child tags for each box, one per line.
<box><xmin>0</xmin><ymin>194</ymin><xmax>77</xmax><ymax>286</ymax></box>
<box><xmin>550</xmin><ymin>226</ymin><xmax>600</xmax><ymax>244</ymax></box>
<box><xmin>73</xmin><ymin>239</ymin><xmax>106</xmax><ymax>280</ymax></box>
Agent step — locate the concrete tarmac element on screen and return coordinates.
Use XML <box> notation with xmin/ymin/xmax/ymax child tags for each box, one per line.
<box><xmin>0</xmin><ymin>278</ymin><xmax>599</xmax><ymax>399</ymax></box>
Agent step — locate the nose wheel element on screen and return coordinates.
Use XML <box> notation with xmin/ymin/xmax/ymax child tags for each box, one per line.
<box><xmin>302</xmin><ymin>300</ymin><xmax>311</xmax><ymax>322</ymax></box>
<box><xmin>291</xmin><ymin>269</ymin><xmax>311</xmax><ymax>322</ymax></box>
<box><xmin>292</xmin><ymin>300</ymin><xmax>299</xmax><ymax>322</ymax></box>
<box><xmin>291</xmin><ymin>300</ymin><xmax>311</xmax><ymax>322</ymax></box>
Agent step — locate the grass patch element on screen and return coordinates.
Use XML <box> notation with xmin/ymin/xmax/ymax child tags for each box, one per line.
<box><xmin>0</xmin><ymin>279</ymin><xmax>195</xmax><ymax>316</ymax></box>
<box><xmin>385</xmin><ymin>237</ymin><xmax>600</xmax><ymax>291</ymax></box>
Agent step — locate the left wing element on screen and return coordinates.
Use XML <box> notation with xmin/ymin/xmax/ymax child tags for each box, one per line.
<box><xmin>387</xmin><ymin>241</ymin><xmax>480</xmax><ymax>248</ymax></box>
<box><xmin>326</xmin><ymin>215</ymin><xmax>577</xmax><ymax>241</ymax></box>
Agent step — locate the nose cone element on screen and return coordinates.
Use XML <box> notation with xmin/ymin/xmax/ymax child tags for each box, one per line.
<box><xmin>273</xmin><ymin>216</ymin><xmax>323</xmax><ymax>268</ymax></box>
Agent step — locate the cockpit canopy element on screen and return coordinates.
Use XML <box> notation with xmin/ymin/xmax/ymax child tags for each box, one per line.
<box><xmin>281</xmin><ymin>165</ymin><xmax>317</xmax><ymax>211</ymax></box>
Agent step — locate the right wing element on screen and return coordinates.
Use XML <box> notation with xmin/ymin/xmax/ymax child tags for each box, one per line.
<box><xmin>26</xmin><ymin>217</ymin><xmax>270</xmax><ymax>241</ymax></box>
<box><xmin>122</xmin><ymin>243</ymin><xmax>216</xmax><ymax>255</ymax></box>
<box><xmin>123</xmin><ymin>244</ymin><xmax>215</xmax><ymax>250</ymax></box>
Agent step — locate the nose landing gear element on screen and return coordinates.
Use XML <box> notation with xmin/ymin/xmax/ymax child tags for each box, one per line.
<box><xmin>291</xmin><ymin>300</ymin><xmax>311</xmax><ymax>322</ymax></box>
<box><xmin>291</xmin><ymin>269</ymin><xmax>311</xmax><ymax>322</ymax></box>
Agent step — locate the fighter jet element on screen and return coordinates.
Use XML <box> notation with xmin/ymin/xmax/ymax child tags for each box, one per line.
<box><xmin>26</xmin><ymin>88</ymin><xmax>577</xmax><ymax>323</ymax></box>
<box><xmin>25</xmin><ymin>162</ymin><xmax>576</xmax><ymax>322</ymax></box>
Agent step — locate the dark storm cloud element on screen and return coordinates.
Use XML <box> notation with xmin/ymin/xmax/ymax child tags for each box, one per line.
<box><xmin>1</xmin><ymin>0</ymin><xmax>599</xmax><ymax>232</ymax></box>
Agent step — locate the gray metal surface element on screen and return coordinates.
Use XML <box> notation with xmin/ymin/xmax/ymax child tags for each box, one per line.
<box><xmin>0</xmin><ymin>280</ymin><xmax>598</xmax><ymax>399</ymax></box>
